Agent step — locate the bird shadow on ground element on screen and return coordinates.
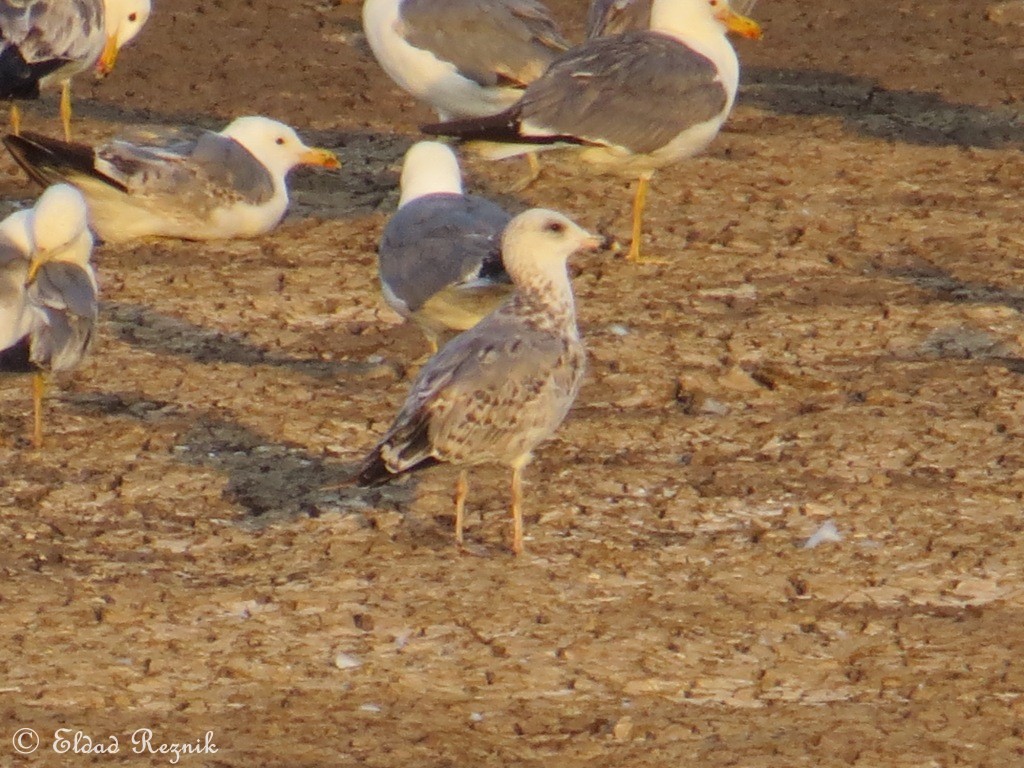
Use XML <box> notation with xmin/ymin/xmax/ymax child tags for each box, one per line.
<box><xmin>58</xmin><ymin>388</ymin><xmax>416</xmax><ymax>528</ymax></box>
<box><xmin>739</xmin><ymin>67</ymin><xmax>1024</xmax><ymax>149</ymax></box>
<box><xmin>174</xmin><ymin>414</ymin><xmax>447</xmax><ymax>541</ymax></box>
<box><xmin>875</xmin><ymin>261</ymin><xmax>1024</xmax><ymax>374</ymax></box>
<box><xmin>104</xmin><ymin>301</ymin><xmax>400</xmax><ymax>380</ymax></box>
<box><xmin>174</xmin><ymin>414</ymin><xmax>370</xmax><ymax>527</ymax></box>
<box><xmin>883</xmin><ymin>261</ymin><xmax>1024</xmax><ymax>315</ymax></box>
<box><xmin>917</xmin><ymin>329</ymin><xmax>1024</xmax><ymax>375</ymax></box>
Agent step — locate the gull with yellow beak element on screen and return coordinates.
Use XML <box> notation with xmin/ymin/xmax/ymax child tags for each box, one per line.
<box><xmin>0</xmin><ymin>0</ymin><xmax>150</xmax><ymax>140</ymax></box>
<box><xmin>422</xmin><ymin>0</ymin><xmax>762</xmax><ymax>263</ymax></box>
<box><xmin>0</xmin><ymin>184</ymin><xmax>97</xmax><ymax>449</ymax></box>
<box><xmin>3</xmin><ymin>116</ymin><xmax>341</xmax><ymax>242</ymax></box>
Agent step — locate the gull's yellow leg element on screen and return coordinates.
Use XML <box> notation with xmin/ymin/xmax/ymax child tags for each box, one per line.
<box><xmin>454</xmin><ymin>469</ymin><xmax>468</xmax><ymax>546</ymax></box>
<box><xmin>10</xmin><ymin>103</ymin><xmax>21</xmax><ymax>136</ymax></box>
<box><xmin>626</xmin><ymin>172</ymin><xmax>670</xmax><ymax>264</ymax></box>
<box><xmin>627</xmin><ymin>174</ymin><xmax>648</xmax><ymax>262</ymax></box>
<box><xmin>627</xmin><ymin>174</ymin><xmax>650</xmax><ymax>262</ymax></box>
<box><xmin>32</xmin><ymin>372</ymin><xmax>45</xmax><ymax>449</ymax></box>
<box><xmin>60</xmin><ymin>80</ymin><xmax>72</xmax><ymax>141</ymax></box>
<box><xmin>510</xmin><ymin>464</ymin><xmax>524</xmax><ymax>556</ymax></box>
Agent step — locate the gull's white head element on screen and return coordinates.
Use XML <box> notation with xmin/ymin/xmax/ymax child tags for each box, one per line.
<box><xmin>97</xmin><ymin>0</ymin><xmax>152</xmax><ymax>75</ymax></box>
<box><xmin>31</xmin><ymin>184</ymin><xmax>94</xmax><ymax>265</ymax></box>
<box><xmin>398</xmin><ymin>141</ymin><xmax>464</xmax><ymax>208</ymax></box>
<box><xmin>501</xmin><ymin>209</ymin><xmax>602</xmax><ymax>286</ymax></box>
<box><xmin>652</xmin><ymin>0</ymin><xmax>762</xmax><ymax>39</ymax></box>
<box><xmin>220</xmin><ymin>116</ymin><xmax>341</xmax><ymax>179</ymax></box>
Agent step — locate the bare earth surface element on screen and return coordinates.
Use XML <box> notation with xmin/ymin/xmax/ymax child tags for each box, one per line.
<box><xmin>3</xmin><ymin>0</ymin><xmax>1024</xmax><ymax>765</ymax></box>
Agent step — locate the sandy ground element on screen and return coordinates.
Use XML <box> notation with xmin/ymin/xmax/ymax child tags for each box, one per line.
<box><xmin>3</xmin><ymin>0</ymin><xmax>1024</xmax><ymax>765</ymax></box>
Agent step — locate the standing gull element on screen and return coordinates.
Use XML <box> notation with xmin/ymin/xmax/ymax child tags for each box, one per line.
<box><xmin>422</xmin><ymin>0</ymin><xmax>762</xmax><ymax>263</ymax></box>
<box><xmin>379</xmin><ymin>141</ymin><xmax>512</xmax><ymax>355</ymax></box>
<box><xmin>1</xmin><ymin>184</ymin><xmax>97</xmax><ymax>449</ymax></box>
<box><xmin>357</xmin><ymin>208</ymin><xmax>600</xmax><ymax>555</ymax></box>
<box><xmin>3</xmin><ymin>116</ymin><xmax>341</xmax><ymax>242</ymax></box>
<box><xmin>0</xmin><ymin>0</ymin><xmax>152</xmax><ymax>140</ymax></box>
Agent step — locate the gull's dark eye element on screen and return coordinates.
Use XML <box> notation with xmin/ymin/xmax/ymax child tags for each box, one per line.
<box><xmin>276</xmin><ymin>137</ymin><xmax>286</xmax><ymax>145</ymax></box>
<box><xmin>545</xmin><ymin>220</ymin><xmax>565</xmax><ymax>234</ymax></box>
<box><xmin>128</xmin><ymin>12</ymin><xmax>137</xmax><ymax>20</ymax></box>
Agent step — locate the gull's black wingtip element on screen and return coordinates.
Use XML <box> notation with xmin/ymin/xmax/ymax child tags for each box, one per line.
<box><xmin>420</xmin><ymin>109</ymin><xmax>525</xmax><ymax>144</ymax></box>
<box><xmin>355</xmin><ymin>449</ymin><xmax>442</xmax><ymax>488</ymax></box>
<box><xmin>2</xmin><ymin>131</ymin><xmax>130</xmax><ymax>193</ymax></box>
<box><xmin>355</xmin><ymin>448</ymin><xmax>394</xmax><ymax>488</ymax></box>
<box><xmin>3</xmin><ymin>132</ymin><xmax>56</xmax><ymax>189</ymax></box>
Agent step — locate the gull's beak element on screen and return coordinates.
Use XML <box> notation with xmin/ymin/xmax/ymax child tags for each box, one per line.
<box><xmin>579</xmin><ymin>233</ymin><xmax>605</xmax><ymax>253</ymax></box>
<box><xmin>716</xmin><ymin>6</ymin><xmax>763</xmax><ymax>40</ymax></box>
<box><xmin>96</xmin><ymin>35</ymin><xmax>119</xmax><ymax>77</ymax></box>
<box><xmin>300</xmin><ymin>147</ymin><xmax>341</xmax><ymax>170</ymax></box>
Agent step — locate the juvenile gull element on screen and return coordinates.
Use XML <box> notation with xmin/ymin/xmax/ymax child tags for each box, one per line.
<box><xmin>586</xmin><ymin>0</ymin><xmax>758</xmax><ymax>38</ymax></box>
<box><xmin>0</xmin><ymin>183</ymin><xmax>97</xmax><ymax>448</ymax></box>
<box><xmin>3</xmin><ymin>116</ymin><xmax>341</xmax><ymax>242</ymax></box>
<box><xmin>362</xmin><ymin>0</ymin><xmax>568</xmax><ymax>121</ymax></box>
<box><xmin>379</xmin><ymin>141</ymin><xmax>512</xmax><ymax>354</ymax></box>
<box><xmin>0</xmin><ymin>0</ymin><xmax>151</xmax><ymax>139</ymax></box>
<box><xmin>357</xmin><ymin>208</ymin><xmax>600</xmax><ymax>555</ymax></box>
<box><xmin>422</xmin><ymin>0</ymin><xmax>762</xmax><ymax>263</ymax></box>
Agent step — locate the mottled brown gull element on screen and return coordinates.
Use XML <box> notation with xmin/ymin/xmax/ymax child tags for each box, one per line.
<box><xmin>0</xmin><ymin>0</ymin><xmax>151</xmax><ymax>139</ymax></box>
<box><xmin>422</xmin><ymin>0</ymin><xmax>761</xmax><ymax>263</ymax></box>
<box><xmin>3</xmin><ymin>116</ymin><xmax>340</xmax><ymax>243</ymax></box>
<box><xmin>0</xmin><ymin>183</ymin><xmax>96</xmax><ymax>448</ymax></box>
<box><xmin>378</xmin><ymin>141</ymin><xmax>512</xmax><ymax>355</ymax></box>
<box><xmin>357</xmin><ymin>207</ymin><xmax>601</xmax><ymax>555</ymax></box>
